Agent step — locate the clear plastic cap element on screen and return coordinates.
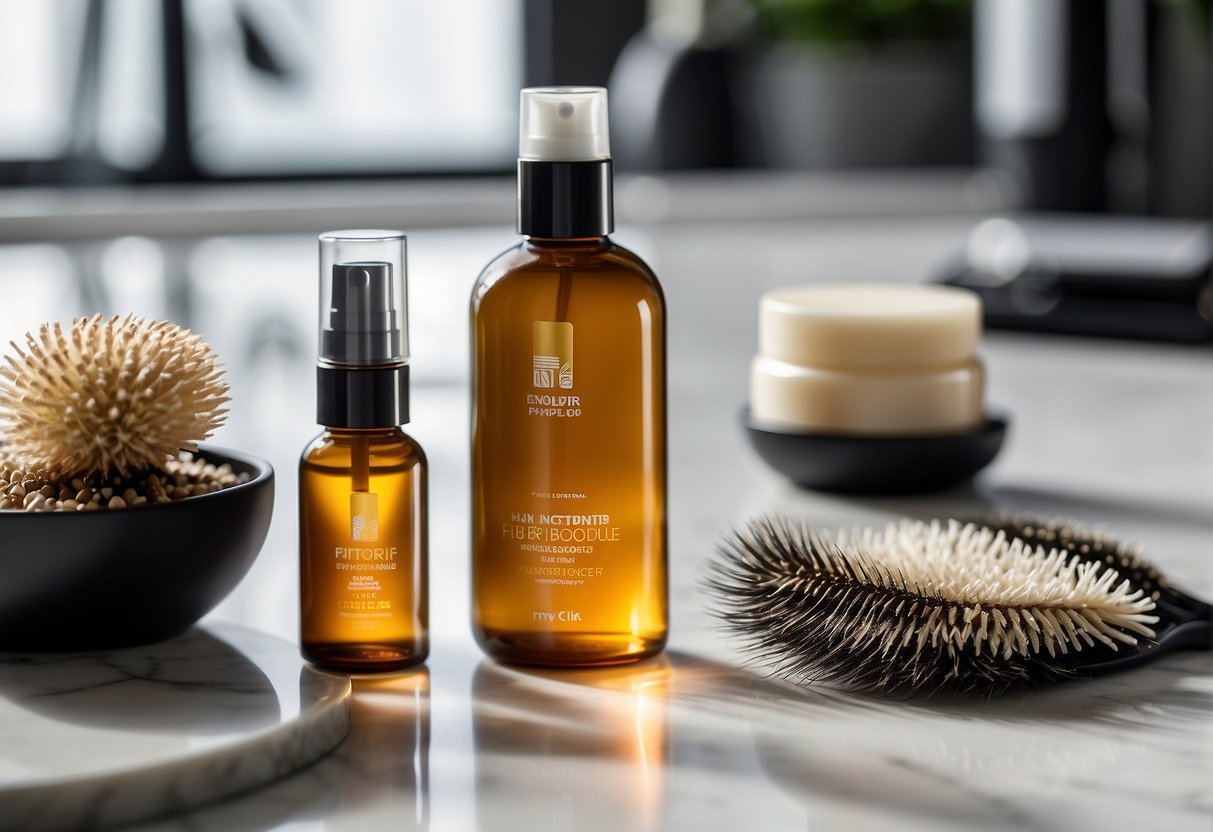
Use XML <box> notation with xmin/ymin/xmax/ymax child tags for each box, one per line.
<box><xmin>519</xmin><ymin>86</ymin><xmax>610</xmax><ymax>162</ymax></box>
<box><xmin>317</xmin><ymin>230</ymin><xmax>408</xmax><ymax>367</ymax></box>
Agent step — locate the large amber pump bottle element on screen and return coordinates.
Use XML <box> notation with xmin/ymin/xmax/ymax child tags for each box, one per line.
<box><xmin>470</xmin><ymin>87</ymin><xmax>668</xmax><ymax>666</ymax></box>
<box><xmin>300</xmin><ymin>230</ymin><xmax>428</xmax><ymax>671</ymax></box>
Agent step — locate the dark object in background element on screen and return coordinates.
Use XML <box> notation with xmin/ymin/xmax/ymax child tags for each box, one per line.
<box><xmin>611</xmin><ymin>32</ymin><xmax>741</xmax><ymax>170</ymax></box>
<box><xmin>611</xmin><ymin>0</ymin><xmax>974</xmax><ymax>171</ymax></box>
<box><xmin>736</xmin><ymin>39</ymin><xmax>971</xmax><ymax>169</ymax></box>
<box><xmin>610</xmin><ymin>0</ymin><xmax>748</xmax><ymax>170</ymax></box>
<box><xmin>525</xmin><ymin>0</ymin><xmax>646</xmax><ymax>88</ymax></box>
<box><xmin>743</xmin><ymin>409</ymin><xmax>1008</xmax><ymax>494</ymax></box>
<box><xmin>975</xmin><ymin>0</ymin><xmax>1110</xmax><ymax>212</ymax></box>
<box><xmin>0</xmin><ymin>447</ymin><xmax>273</xmax><ymax>650</ymax></box>
<box><xmin>936</xmin><ymin>217</ymin><xmax>1213</xmax><ymax>343</ymax></box>
<box><xmin>737</xmin><ymin>0</ymin><xmax>972</xmax><ymax>169</ymax></box>
<box><xmin>975</xmin><ymin>0</ymin><xmax>1210</xmax><ymax>217</ymax></box>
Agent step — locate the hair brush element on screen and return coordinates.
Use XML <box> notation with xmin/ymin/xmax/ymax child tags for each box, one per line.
<box><xmin>707</xmin><ymin>516</ymin><xmax>1211</xmax><ymax>697</ymax></box>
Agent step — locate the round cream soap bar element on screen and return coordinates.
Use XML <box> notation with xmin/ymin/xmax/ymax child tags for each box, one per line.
<box><xmin>750</xmin><ymin>356</ymin><xmax>985</xmax><ymax>436</ymax></box>
<box><xmin>759</xmin><ymin>283</ymin><xmax>981</xmax><ymax>370</ymax></box>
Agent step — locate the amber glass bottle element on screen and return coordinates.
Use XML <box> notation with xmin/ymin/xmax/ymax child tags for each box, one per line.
<box><xmin>300</xmin><ymin>230</ymin><xmax>428</xmax><ymax>671</ymax></box>
<box><xmin>300</xmin><ymin>427</ymin><xmax>427</xmax><ymax>669</ymax></box>
<box><xmin>470</xmin><ymin>88</ymin><xmax>667</xmax><ymax>666</ymax></box>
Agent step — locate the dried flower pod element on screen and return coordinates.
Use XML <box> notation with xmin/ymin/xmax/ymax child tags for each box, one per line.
<box><xmin>0</xmin><ymin>315</ymin><xmax>229</xmax><ymax>477</ymax></box>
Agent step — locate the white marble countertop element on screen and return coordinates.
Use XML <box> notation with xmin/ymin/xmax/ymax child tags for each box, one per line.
<box><xmin>0</xmin><ymin>625</ymin><xmax>350</xmax><ymax>831</ymax></box>
<box><xmin>1</xmin><ymin>208</ymin><xmax>1210</xmax><ymax>830</ymax></box>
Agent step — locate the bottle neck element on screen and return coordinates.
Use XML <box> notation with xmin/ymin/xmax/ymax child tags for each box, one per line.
<box><xmin>325</xmin><ymin>426</ymin><xmax>402</xmax><ymax>439</ymax></box>
<box><xmin>517</xmin><ymin>158</ymin><xmax>614</xmax><ymax>239</ymax></box>
<box><xmin>524</xmin><ymin>235</ymin><xmax>610</xmax><ymax>247</ymax></box>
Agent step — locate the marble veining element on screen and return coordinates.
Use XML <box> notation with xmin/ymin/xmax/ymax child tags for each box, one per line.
<box><xmin>0</xmin><ymin>624</ymin><xmax>350</xmax><ymax>831</ymax></box>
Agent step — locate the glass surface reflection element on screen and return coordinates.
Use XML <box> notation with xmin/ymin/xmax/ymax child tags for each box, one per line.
<box><xmin>472</xmin><ymin>657</ymin><xmax>672</xmax><ymax>832</ymax></box>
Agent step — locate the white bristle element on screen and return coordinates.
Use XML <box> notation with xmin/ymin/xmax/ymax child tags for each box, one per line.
<box><xmin>838</xmin><ymin>520</ymin><xmax>1158</xmax><ymax>660</ymax></box>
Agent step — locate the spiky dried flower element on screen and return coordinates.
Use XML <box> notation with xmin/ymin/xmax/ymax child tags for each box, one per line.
<box><xmin>708</xmin><ymin>517</ymin><xmax>1161</xmax><ymax>698</ymax></box>
<box><xmin>0</xmin><ymin>315</ymin><xmax>228</xmax><ymax>477</ymax></box>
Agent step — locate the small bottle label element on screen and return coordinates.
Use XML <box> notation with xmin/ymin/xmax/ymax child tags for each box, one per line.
<box><xmin>350</xmin><ymin>491</ymin><xmax>379</xmax><ymax>541</ymax></box>
<box><xmin>335</xmin><ymin>490</ymin><xmax>398</xmax><ymax>630</ymax></box>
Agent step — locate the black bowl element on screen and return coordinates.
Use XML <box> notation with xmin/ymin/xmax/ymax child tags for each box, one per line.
<box><xmin>0</xmin><ymin>447</ymin><xmax>274</xmax><ymax>650</ymax></box>
<box><xmin>744</xmin><ymin>409</ymin><xmax>1008</xmax><ymax>495</ymax></box>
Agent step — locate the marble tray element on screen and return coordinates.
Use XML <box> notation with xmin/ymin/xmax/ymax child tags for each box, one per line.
<box><xmin>0</xmin><ymin>624</ymin><xmax>350</xmax><ymax>831</ymax></box>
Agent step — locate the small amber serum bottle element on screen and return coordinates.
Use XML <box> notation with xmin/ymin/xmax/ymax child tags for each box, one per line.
<box><xmin>471</xmin><ymin>88</ymin><xmax>668</xmax><ymax>666</ymax></box>
<box><xmin>300</xmin><ymin>230</ymin><xmax>428</xmax><ymax>671</ymax></box>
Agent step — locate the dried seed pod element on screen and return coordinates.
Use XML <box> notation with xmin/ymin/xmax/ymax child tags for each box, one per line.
<box><xmin>0</xmin><ymin>314</ymin><xmax>229</xmax><ymax>477</ymax></box>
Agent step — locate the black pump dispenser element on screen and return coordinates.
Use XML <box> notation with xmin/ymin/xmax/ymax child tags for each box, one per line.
<box><xmin>321</xmin><ymin>261</ymin><xmax>403</xmax><ymax>364</ymax></box>
<box><xmin>315</xmin><ymin>231</ymin><xmax>410</xmax><ymax>428</ymax></box>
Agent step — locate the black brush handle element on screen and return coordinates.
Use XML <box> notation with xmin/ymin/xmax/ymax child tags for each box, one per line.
<box><xmin>1079</xmin><ymin>601</ymin><xmax>1212</xmax><ymax>676</ymax></box>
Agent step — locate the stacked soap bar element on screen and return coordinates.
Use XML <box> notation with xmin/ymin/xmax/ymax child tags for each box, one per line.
<box><xmin>751</xmin><ymin>284</ymin><xmax>984</xmax><ymax>436</ymax></box>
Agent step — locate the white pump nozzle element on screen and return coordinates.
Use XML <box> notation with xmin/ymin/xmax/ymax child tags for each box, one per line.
<box><xmin>519</xmin><ymin>87</ymin><xmax>610</xmax><ymax>162</ymax></box>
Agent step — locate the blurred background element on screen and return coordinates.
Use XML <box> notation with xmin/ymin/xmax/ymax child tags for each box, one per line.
<box><xmin>1</xmin><ymin>0</ymin><xmax>1208</xmax><ymax>196</ymax></box>
<box><xmin>2</xmin><ymin>1</ymin><xmax>1211</xmax><ymax>334</ymax></box>
<box><xmin>0</xmin><ymin>0</ymin><xmax>1210</xmax><ymax>634</ymax></box>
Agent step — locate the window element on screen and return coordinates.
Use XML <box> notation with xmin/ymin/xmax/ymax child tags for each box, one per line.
<box><xmin>186</xmin><ymin>0</ymin><xmax>522</xmax><ymax>175</ymax></box>
<box><xmin>0</xmin><ymin>0</ymin><xmax>524</xmax><ymax>181</ymax></box>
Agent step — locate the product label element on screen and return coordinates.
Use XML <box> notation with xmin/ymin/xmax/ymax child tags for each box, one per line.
<box><xmin>490</xmin><ymin>320</ymin><xmax>632</xmax><ymax>628</ymax></box>
<box><xmin>532</xmin><ymin>321</ymin><xmax>573</xmax><ymax>388</ymax></box>
<box><xmin>350</xmin><ymin>491</ymin><xmax>379</xmax><ymax>541</ymax></box>
<box><xmin>501</xmin><ymin>500</ymin><xmax>621</xmax><ymax>590</ymax></box>
<box><xmin>336</xmin><ymin>490</ymin><xmax>396</xmax><ymax>629</ymax></box>
<box><xmin>528</xmin><ymin>322</ymin><xmax>583</xmax><ymax>418</ymax></box>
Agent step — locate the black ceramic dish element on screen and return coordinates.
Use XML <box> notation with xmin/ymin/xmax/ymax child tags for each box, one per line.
<box><xmin>0</xmin><ymin>446</ymin><xmax>274</xmax><ymax>650</ymax></box>
<box><xmin>744</xmin><ymin>409</ymin><xmax>1008</xmax><ymax>494</ymax></box>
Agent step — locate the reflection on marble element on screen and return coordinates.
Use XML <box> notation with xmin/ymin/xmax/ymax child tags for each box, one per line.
<box><xmin>474</xmin><ymin>659</ymin><xmax>670</xmax><ymax>832</ymax></box>
<box><xmin>0</xmin><ymin>625</ymin><xmax>350</xmax><ymax>832</ymax></box>
<box><xmin>135</xmin><ymin>668</ymin><xmax>430</xmax><ymax>832</ymax></box>
<box><xmin>678</xmin><ymin>654</ymin><xmax>1213</xmax><ymax>831</ymax></box>
<box><xmin>0</xmin><ymin>554</ymin><xmax>1204</xmax><ymax>832</ymax></box>
<box><xmin>463</xmin><ymin>650</ymin><xmax>1213</xmax><ymax>832</ymax></box>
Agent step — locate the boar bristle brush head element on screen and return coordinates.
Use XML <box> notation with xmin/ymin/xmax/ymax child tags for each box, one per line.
<box><xmin>707</xmin><ymin>517</ymin><xmax>1164</xmax><ymax>698</ymax></box>
<box><xmin>973</xmin><ymin>513</ymin><xmax>1188</xmax><ymax>609</ymax></box>
<box><xmin>0</xmin><ymin>315</ymin><xmax>229</xmax><ymax>478</ymax></box>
